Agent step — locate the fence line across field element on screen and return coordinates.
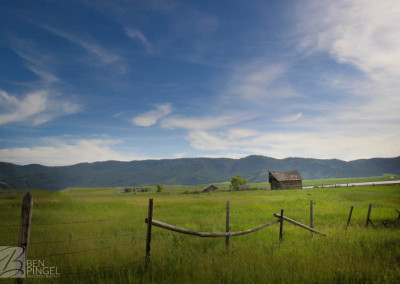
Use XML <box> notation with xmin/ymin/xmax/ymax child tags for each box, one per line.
<box><xmin>144</xmin><ymin>198</ymin><xmax>327</xmax><ymax>263</ymax></box>
<box><xmin>4</xmin><ymin>192</ymin><xmax>399</xmax><ymax>279</ymax></box>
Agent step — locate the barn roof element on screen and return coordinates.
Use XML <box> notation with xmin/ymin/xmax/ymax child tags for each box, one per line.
<box><xmin>269</xmin><ymin>170</ymin><xmax>302</xmax><ymax>182</ymax></box>
<box><xmin>203</xmin><ymin>185</ymin><xmax>218</xmax><ymax>190</ymax></box>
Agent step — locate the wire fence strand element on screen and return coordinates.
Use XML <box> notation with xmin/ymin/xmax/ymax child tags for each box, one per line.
<box><xmin>0</xmin><ymin>223</ymin><xmax>20</xmax><ymax>228</ymax></box>
<box><xmin>29</xmin><ymin>233</ymin><xmax>135</xmax><ymax>245</ymax></box>
<box><xmin>32</xmin><ymin>217</ymin><xmax>132</xmax><ymax>226</ymax></box>
<box><xmin>0</xmin><ymin>217</ymin><xmax>132</xmax><ymax>228</ymax></box>
<box><xmin>35</xmin><ymin>242</ymin><xmax>137</xmax><ymax>259</ymax></box>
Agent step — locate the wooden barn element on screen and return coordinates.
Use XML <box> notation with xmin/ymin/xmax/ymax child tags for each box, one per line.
<box><xmin>203</xmin><ymin>185</ymin><xmax>218</xmax><ymax>192</ymax></box>
<box><xmin>269</xmin><ymin>170</ymin><xmax>302</xmax><ymax>190</ymax></box>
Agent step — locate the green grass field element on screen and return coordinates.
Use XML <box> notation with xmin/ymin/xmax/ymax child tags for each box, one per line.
<box><xmin>1</xmin><ymin>179</ymin><xmax>400</xmax><ymax>283</ymax></box>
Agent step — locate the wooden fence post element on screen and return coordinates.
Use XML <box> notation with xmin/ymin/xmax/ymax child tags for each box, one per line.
<box><xmin>345</xmin><ymin>206</ymin><xmax>354</xmax><ymax>231</ymax></box>
<box><xmin>395</xmin><ymin>209</ymin><xmax>400</xmax><ymax>225</ymax></box>
<box><xmin>365</xmin><ymin>204</ymin><xmax>375</xmax><ymax>228</ymax></box>
<box><xmin>225</xmin><ymin>200</ymin><xmax>230</xmax><ymax>252</ymax></box>
<box><xmin>310</xmin><ymin>200</ymin><xmax>314</xmax><ymax>238</ymax></box>
<box><xmin>17</xmin><ymin>192</ymin><xmax>33</xmax><ymax>281</ymax></box>
<box><xmin>146</xmin><ymin>198</ymin><xmax>153</xmax><ymax>263</ymax></box>
<box><xmin>279</xmin><ymin>209</ymin><xmax>284</xmax><ymax>242</ymax></box>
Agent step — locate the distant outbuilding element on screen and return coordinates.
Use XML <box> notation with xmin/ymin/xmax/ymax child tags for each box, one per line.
<box><xmin>203</xmin><ymin>185</ymin><xmax>218</xmax><ymax>192</ymax></box>
<box><xmin>269</xmin><ymin>170</ymin><xmax>302</xmax><ymax>190</ymax></box>
<box><xmin>237</xmin><ymin>185</ymin><xmax>250</xmax><ymax>191</ymax></box>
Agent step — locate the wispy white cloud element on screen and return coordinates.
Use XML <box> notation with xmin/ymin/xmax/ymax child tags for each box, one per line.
<box><xmin>111</xmin><ymin>111</ymin><xmax>126</xmax><ymax>119</ymax></box>
<box><xmin>184</xmin><ymin>125</ymin><xmax>400</xmax><ymax>161</ymax></box>
<box><xmin>37</xmin><ymin>24</ymin><xmax>126</xmax><ymax>73</ymax></box>
<box><xmin>227</xmin><ymin>63</ymin><xmax>300</xmax><ymax>101</ymax></box>
<box><xmin>11</xmin><ymin>37</ymin><xmax>60</xmax><ymax>84</ymax></box>
<box><xmin>259</xmin><ymin>0</ymin><xmax>400</xmax><ymax>160</ymax></box>
<box><xmin>132</xmin><ymin>103</ymin><xmax>172</xmax><ymax>127</ymax></box>
<box><xmin>298</xmin><ymin>0</ymin><xmax>400</xmax><ymax>80</ymax></box>
<box><xmin>0</xmin><ymin>138</ymin><xmax>142</xmax><ymax>166</ymax></box>
<box><xmin>226</xmin><ymin>128</ymin><xmax>258</xmax><ymax>140</ymax></box>
<box><xmin>161</xmin><ymin>114</ymin><xmax>246</xmax><ymax>131</ymax></box>
<box><xmin>137</xmin><ymin>0</ymin><xmax>400</xmax><ymax>161</ymax></box>
<box><xmin>273</xmin><ymin>112</ymin><xmax>303</xmax><ymax>123</ymax></box>
<box><xmin>0</xmin><ymin>90</ymin><xmax>81</xmax><ymax>126</ymax></box>
<box><xmin>125</xmin><ymin>28</ymin><xmax>152</xmax><ymax>53</ymax></box>
<box><xmin>296</xmin><ymin>0</ymin><xmax>400</xmax><ymax>112</ymax></box>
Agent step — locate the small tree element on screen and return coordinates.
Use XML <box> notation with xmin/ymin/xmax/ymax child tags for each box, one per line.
<box><xmin>156</xmin><ymin>184</ymin><xmax>164</xmax><ymax>193</ymax></box>
<box><xmin>124</xmin><ymin>187</ymin><xmax>133</xmax><ymax>193</ymax></box>
<box><xmin>229</xmin><ymin>174</ymin><xmax>248</xmax><ymax>190</ymax></box>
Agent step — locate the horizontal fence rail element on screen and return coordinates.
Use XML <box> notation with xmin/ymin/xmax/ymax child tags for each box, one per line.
<box><xmin>273</xmin><ymin>213</ymin><xmax>327</xmax><ymax>236</ymax></box>
<box><xmin>145</xmin><ymin>218</ymin><xmax>280</xmax><ymax>237</ymax></box>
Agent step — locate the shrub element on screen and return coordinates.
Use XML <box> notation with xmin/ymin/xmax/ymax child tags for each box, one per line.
<box><xmin>157</xmin><ymin>184</ymin><xmax>164</xmax><ymax>193</ymax></box>
<box><xmin>124</xmin><ymin>187</ymin><xmax>133</xmax><ymax>193</ymax></box>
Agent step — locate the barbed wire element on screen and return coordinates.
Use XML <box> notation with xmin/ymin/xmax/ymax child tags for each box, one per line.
<box><xmin>32</xmin><ymin>217</ymin><xmax>133</xmax><ymax>226</ymax></box>
<box><xmin>1</xmin><ymin>234</ymin><xmax>166</xmax><ymax>247</ymax></box>
<box><xmin>35</xmin><ymin>241</ymin><xmax>137</xmax><ymax>259</ymax></box>
<box><xmin>29</xmin><ymin>232</ymin><xmax>135</xmax><ymax>245</ymax></box>
<box><xmin>0</xmin><ymin>223</ymin><xmax>20</xmax><ymax>228</ymax></box>
<box><xmin>0</xmin><ymin>217</ymin><xmax>133</xmax><ymax>228</ymax></box>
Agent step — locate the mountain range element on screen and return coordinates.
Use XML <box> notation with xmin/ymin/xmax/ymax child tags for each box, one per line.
<box><xmin>1</xmin><ymin>155</ymin><xmax>399</xmax><ymax>191</ymax></box>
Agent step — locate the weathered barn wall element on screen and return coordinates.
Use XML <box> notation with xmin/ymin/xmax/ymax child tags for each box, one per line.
<box><xmin>269</xmin><ymin>170</ymin><xmax>302</xmax><ymax>190</ymax></box>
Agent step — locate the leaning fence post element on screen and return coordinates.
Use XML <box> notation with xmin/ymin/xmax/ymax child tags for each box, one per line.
<box><xmin>18</xmin><ymin>192</ymin><xmax>33</xmax><ymax>281</ymax></box>
<box><xmin>310</xmin><ymin>200</ymin><xmax>314</xmax><ymax>238</ymax></box>
<box><xmin>279</xmin><ymin>209</ymin><xmax>284</xmax><ymax>242</ymax></box>
<box><xmin>225</xmin><ymin>200</ymin><xmax>230</xmax><ymax>252</ymax></box>
<box><xmin>365</xmin><ymin>204</ymin><xmax>376</xmax><ymax>228</ymax></box>
<box><xmin>345</xmin><ymin>206</ymin><xmax>354</xmax><ymax>232</ymax></box>
<box><xmin>146</xmin><ymin>198</ymin><xmax>153</xmax><ymax>263</ymax></box>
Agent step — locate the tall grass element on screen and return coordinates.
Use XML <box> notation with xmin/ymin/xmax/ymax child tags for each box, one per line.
<box><xmin>0</xmin><ymin>184</ymin><xmax>399</xmax><ymax>283</ymax></box>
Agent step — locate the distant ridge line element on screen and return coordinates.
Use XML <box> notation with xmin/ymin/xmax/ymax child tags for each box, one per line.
<box><xmin>0</xmin><ymin>155</ymin><xmax>399</xmax><ymax>191</ymax></box>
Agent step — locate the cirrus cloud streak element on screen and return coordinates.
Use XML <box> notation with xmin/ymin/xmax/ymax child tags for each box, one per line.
<box><xmin>0</xmin><ymin>90</ymin><xmax>81</xmax><ymax>126</ymax></box>
<box><xmin>132</xmin><ymin>103</ymin><xmax>172</xmax><ymax>127</ymax></box>
<box><xmin>0</xmin><ymin>138</ymin><xmax>143</xmax><ymax>166</ymax></box>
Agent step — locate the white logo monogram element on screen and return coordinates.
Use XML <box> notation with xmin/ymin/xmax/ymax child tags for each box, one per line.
<box><xmin>0</xmin><ymin>246</ymin><xmax>26</xmax><ymax>278</ymax></box>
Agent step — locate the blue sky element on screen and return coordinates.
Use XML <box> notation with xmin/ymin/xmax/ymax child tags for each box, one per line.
<box><xmin>0</xmin><ymin>0</ymin><xmax>399</xmax><ymax>166</ymax></box>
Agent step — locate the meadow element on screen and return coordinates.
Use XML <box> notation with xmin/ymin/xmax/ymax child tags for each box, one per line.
<box><xmin>1</xmin><ymin>180</ymin><xmax>400</xmax><ymax>283</ymax></box>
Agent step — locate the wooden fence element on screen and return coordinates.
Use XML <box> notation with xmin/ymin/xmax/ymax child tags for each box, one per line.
<box><xmin>144</xmin><ymin>198</ymin><xmax>327</xmax><ymax>261</ymax></box>
<box><xmin>4</xmin><ymin>193</ymin><xmax>400</xmax><ymax>277</ymax></box>
<box><xmin>144</xmin><ymin>199</ymin><xmax>400</xmax><ymax>262</ymax></box>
